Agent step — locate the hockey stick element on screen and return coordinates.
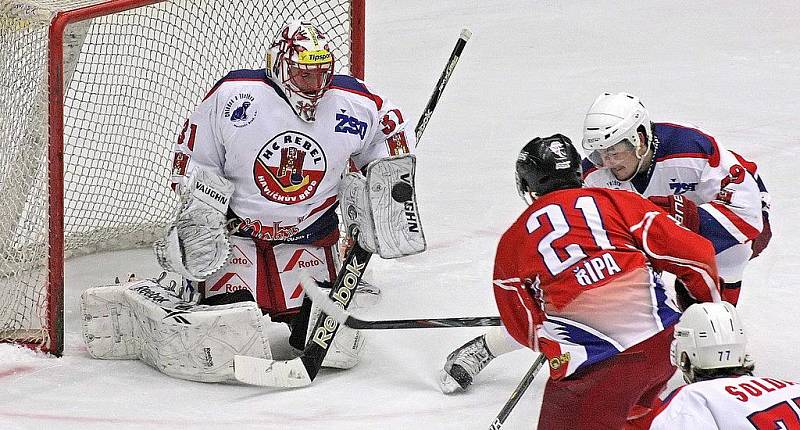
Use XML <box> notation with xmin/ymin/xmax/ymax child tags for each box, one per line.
<box><xmin>414</xmin><ymin>28</ymin><xmax>472</xmax><ymax>144</ymax></box>
<box><xmin>488</xmin><ymin>354</ymin><xmax>547</xmax><ymax>430</ymax></box>
<box><xmin>234</xmin><ymin>235</ymin><xmax>371</xmax><ymax>388</ymax></box>
<box><xmin>301</xmin><ymin>272</ymin><xmax>501</xmax><ymax>329</ymax></box>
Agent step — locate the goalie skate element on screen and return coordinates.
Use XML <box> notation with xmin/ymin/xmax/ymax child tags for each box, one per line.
<box><xmin>439</xmin><ymin>334</ymin><xmax>495</xmax><ymax>393</ymax></box>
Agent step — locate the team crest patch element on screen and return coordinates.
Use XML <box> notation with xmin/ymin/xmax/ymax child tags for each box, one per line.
<box><xmin>223</xmin><ymin>93</ymin><xmax>257</xmax><ymax>127</ymax></box>
<box><xmin>254</xmin><ymin>131</ymin><xmax>327</xmax><ymax>204</ymax></box>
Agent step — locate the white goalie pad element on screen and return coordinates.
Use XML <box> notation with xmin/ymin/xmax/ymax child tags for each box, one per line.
<box><xmin>338</xmin><ymin>154</ymin><xmax>426</xmax><ymax>259</ymax></box>
<box><xmin>81</xmin><ymin>284</ymin><xmax>140</xmax><ymax>360</ymax></box>
<box><xmin>304</xmin><ymin>291</ymin><xmax>366</xmax><ymax>369</ymax></box>
<box><xmin>154</xmin><ymin>168</ymin><xmax>234</xmax><ymax>281</ymax></box>
<box><xmin>81</xmin><ymin>278</ymin><xmax>272</xmax><ymax>383</ymax></box>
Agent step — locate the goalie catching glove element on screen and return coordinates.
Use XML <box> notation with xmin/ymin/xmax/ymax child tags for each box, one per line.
<box><xmin>338</xmin><ymin>154</ymin><xmax>426</xmax><ymax>258</ymax></box>
<box><xmin>154</xmin><ymin>169</ymin><xmax>233</xmax><ymax>281</ymax></box>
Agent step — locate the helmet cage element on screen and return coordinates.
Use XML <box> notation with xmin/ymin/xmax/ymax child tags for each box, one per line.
<box><xmin>269</xmin><ymin>21</ymin><xmax>335</xmax><ymax>121</ymax></box>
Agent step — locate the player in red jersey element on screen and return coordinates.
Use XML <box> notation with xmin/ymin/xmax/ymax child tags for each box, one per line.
<box><xmin>491</xmin><ymin>134</ymin><xmax>721</xmax><ymax>429</ymax></box>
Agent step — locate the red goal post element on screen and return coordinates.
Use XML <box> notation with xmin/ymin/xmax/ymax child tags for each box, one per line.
<box><xmin>0</xmin><ymin>0</ymin><xmax>365</xmax><ymax>356</ymax></box>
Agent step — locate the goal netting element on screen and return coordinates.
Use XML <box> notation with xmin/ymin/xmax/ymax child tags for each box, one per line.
<box><xmin>0</xmin><ymin>0</ymin><xmax>363</xmax><ymax>355</ymax></box>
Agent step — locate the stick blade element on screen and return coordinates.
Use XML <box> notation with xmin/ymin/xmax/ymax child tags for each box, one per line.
<box><xmin>233</xmin><ymin>355</ymin><xmax>312</xmax><ymax>388</ymax></box>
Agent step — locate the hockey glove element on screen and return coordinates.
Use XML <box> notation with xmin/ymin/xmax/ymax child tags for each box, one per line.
<box><xmin>648</xmin><ymin>195</ymin><xmax>700</xmax><ymax>233</ymax></box>
<box><xmin>750</xmin><ymin>211</ymin><xmax>771</xmax><ymax>259</ymax></box>
<box><xmin>154</xmin><ymin>169</ymin><xmax>233</xmax><ymax>281</ymax></box>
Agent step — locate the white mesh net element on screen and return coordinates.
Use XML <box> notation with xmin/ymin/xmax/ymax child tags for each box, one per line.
<box><xmin>0</xmin><ymin>0</ymin><xmax>359</xmax><ymax>354</ymax></box>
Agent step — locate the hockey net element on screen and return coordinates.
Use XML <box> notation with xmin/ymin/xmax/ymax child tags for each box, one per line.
<box><xmin>0</xmin><ymin>0</ymin><xmax>364</xmax><ymax>355</ymax></box>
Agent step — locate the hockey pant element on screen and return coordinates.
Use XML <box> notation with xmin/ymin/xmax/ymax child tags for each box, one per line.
<box><xmin>197</xmin><ymin>235</ymin><xmax>364</xmax><ymax>368</ymax></box>
<box><xmin>536</xmin><ymin>327</ymin><xmax>675</xmax><ymax>430</ymax></box>
<box><xmin>198</xmin><ymin>235</ymin><xmax>338</xmax><ymax>321</ymax></box>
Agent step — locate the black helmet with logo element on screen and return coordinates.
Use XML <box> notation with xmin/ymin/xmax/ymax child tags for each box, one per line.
<box><xmin>515</xmin><ymin>133</ymin><xmax>583</xmax><ymax>201</ymax></box>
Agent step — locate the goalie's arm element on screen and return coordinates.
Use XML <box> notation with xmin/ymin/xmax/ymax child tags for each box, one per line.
<box><xmin>170</xmin><ymin>88</ymin><xmax>226</xmax><ymax>193</ymax></box>
<box><xmin>350</xmin><ymin>94</ymin><xmax>416</xmax><ymax>169</ymax></box>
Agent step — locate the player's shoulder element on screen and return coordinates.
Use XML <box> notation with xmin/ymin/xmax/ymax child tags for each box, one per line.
<box><xmin>329</xmin><ymin>75</ymin><xmax>385</xmax><ymax>110</ymax></box>
<box><xmin>202</xmin><ymin>68</ymin><xmax>279</xmax><ymax>100</ymax></box>
<box><xmin>653</xmin><ymin>122</ymin><xmax>722</xmax><ymax>165</ymax></box>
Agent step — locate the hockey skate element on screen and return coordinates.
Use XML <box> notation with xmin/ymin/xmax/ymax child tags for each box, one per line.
<box><xmin>354</xmin><ymin>279</ymin><xmax>381</xmax><ymax>308</ymax></box>
<box><xmin>439</xmin><ymin>334</ymin><xmax>495</xmax><ymax>393</ymax></box>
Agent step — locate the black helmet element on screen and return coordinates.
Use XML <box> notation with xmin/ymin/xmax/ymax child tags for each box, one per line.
<box><xmin>515</xmin><ymin>134</ymin><xmax>583</xmax><ymax>200</ymax></box>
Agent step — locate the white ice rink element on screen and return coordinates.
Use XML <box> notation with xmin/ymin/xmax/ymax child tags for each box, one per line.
<box><xmin>2</xmin><ymin>1</ymin><xmax>799</xmax><ymax>429</ymax></box>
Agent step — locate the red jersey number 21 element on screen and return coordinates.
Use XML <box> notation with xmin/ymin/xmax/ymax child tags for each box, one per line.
<box><xmin>526</xmin><ymin>196</ymin><xmax>613</xmax><ymax>276</ymax></box>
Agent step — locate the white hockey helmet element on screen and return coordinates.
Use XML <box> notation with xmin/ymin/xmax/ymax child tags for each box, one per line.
<box><xmin>671</xmin><ymin>302</ymin><xmax>748</xmax><ymax>381</ymax></box>
<box><xmin>267</xmin><ymin>20</ymin><xmax>335</xmax><ymax>122</ymax></box>
<box><xmin>582</xmin><ymin>92</ymin><xmax>653</xmax><ymax>167</ymax></box>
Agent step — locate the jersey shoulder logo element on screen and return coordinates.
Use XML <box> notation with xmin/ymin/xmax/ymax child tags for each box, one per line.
<box><xmin>254</xmin><ymin>131</ymin><xmax>327</xmax><ymax>204</ymax></box>
<box><xmin>223</xmin><ymin>93</ymin><xmax>257</xmax><ymax>127</ymax></box>
<box><xmin>334</xmin><ymin>110</ymin><xmax>368</xmax><ymax>139</ymax></box>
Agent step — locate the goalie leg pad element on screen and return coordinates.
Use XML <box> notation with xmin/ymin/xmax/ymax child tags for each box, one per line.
<box><xmin>81</xmin><ymin>284</ymin><xmax>140</xmax><ymax>360</ymax></box>
<box><xmin>303</xmin><ymin>294</ymin><xmax>365</xmax><ymax>369</ymax></box>
<box><xmin>122</xmin><ymin>279</ymin><xmax>272</xmax><ymax>382</ymax></box>
<box><xmin>338</xmin><ymin>155</ymin><xmax>426</xmax><ymax>259</ymax></box>
<box><xmin>83</xmin><ymin>277</ymin><xmax>273</xmax><ymax>383</ymax></box>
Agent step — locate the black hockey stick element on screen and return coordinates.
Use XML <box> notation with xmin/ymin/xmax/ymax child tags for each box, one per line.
<box><xmin>301</xmin><ymin>273</ymin><xmax>501</xmax><ymax>329</ymax></box>
<box><xmin>233</xmin><ymin>235</ymin><xmax>371</xmax><ymax>387</ymax></box>
<box><xmin>414</xmin><ymin>28</ymin><xmax>472</xmax><ymax>144</ymax></box>
<box><xmin>488</xmin><ymin>354</ymin><xmax>547</xmax><ymax>430</ymax></box>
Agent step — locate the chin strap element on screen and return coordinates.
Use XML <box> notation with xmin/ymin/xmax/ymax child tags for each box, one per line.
<box><xmin>635</xmin><ymin>134</ymin><xmax>659</xmax><ymax>178</ymax></box>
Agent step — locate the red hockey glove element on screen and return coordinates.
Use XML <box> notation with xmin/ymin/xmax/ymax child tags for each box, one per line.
<box><xmin>750</xmin><ymin>212</ymin><xmax>771</xmax><ymax>259</ymax></box>
<box><xmin>648</xmin><ymin>195</ymin><xmax>700</xmax><ymax>233</ymax></box>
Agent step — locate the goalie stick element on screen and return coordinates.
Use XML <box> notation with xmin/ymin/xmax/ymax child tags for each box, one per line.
<box><xmin>234</xmin><ymin>234</ymin><xmax>371</xmax><ymax>388</ymax></box>
<box><xmin>301</xmin><ymin>272</ymin><xmax>501</xmax><ymax>329</ymax></box>
<box><xmin>488</xmin><ymin>354</ymin><xmax>547</xmax><ymax>430</ymax></box>
<box><xmin>234</xmin><ymin>28</ymin><xmax>471</xmax><ymax>388</ymax></box>
<box><xmin>414</xmin><ymin>28</ymin><xmax>471</xmax><ymax>144</ymax></box>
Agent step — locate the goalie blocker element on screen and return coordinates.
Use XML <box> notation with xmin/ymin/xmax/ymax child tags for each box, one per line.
<box><xmin>339</xmin><ymin>154</ymin><xmax>426</xmax><ymax>258</ymax></box>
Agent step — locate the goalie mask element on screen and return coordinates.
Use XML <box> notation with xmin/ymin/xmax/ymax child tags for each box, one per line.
<box><xmin>515</xmin><ymin>134</ymin><xmax>583</xmax><ymax>204</ymax></box>
<box><xmin>267</xmin><ymin>20</ymin><xmax>335</xmax><ymax>122</ymax></box>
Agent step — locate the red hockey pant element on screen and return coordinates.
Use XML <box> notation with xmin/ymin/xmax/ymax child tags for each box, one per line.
<box><xmin>536</xmin><ymin>327</ymin><xmax>675</xmax><ymax>430</ymax></box>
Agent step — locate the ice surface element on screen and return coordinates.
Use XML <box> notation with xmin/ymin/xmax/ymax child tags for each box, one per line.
<box><xmin>2</xmin><ymin>1</ymin><xmax>798</xmax><ymax>428</ymax></box>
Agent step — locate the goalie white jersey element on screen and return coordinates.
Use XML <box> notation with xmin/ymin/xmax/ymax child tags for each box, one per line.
<box><xmin>649</xmin><ymin>376</ymin><xmax>800</xmax><ymax>430</ymax></box>
<box><xmin>171</xmin><ymin>69</ymin><xmax>415</xmax><ymax>242</ymax></box>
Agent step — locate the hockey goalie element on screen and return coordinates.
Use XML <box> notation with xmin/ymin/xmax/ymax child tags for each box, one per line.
<box><xmin>80</xmin><ymin>20</ymin><xmax>425</xmax><ymax>383</ymax></box>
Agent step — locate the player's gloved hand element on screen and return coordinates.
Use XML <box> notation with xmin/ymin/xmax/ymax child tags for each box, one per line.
<box><xmin>750</xmin><ymin>211</ymin><xmax>771</xmax><ymax>259</ymax></box>
<box><xmin>648</xmin><ymin>195</ymin><xmax>700</xmax><ymax>233</ymax></box>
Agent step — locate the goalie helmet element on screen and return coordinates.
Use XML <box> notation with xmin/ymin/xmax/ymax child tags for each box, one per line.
<box><xmin>515</xmin><ymin>134</ymin><xmax>582</xmax><ymax>203</ymax></box>
<box><xmin>267</xmin><ymin>20</ymin><xmax>335</xmax><ymax>122</ymax></box>
<box><xmin>671</xmin><ymin>302</ymin><xmax>749</xmax><ymax>383</ymax></box>
<box><xmin>582</xmin><ymin>92</ymin><xmax>653</xmax><ymax>171</ymax></box>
